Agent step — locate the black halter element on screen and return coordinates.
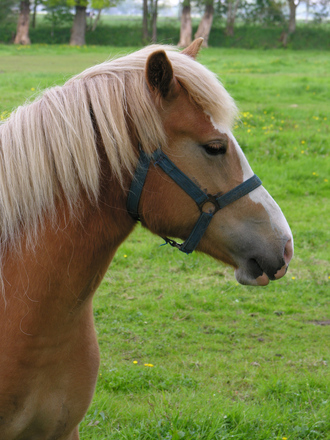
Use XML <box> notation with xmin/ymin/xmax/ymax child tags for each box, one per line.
<box><xmin>127</xmin><ymin>148</ymin><xmax>262</xmax><ymax>254</ymax></box>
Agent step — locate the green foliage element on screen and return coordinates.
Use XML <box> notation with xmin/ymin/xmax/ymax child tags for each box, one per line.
<box><xmin>42</xmin><ymin>0</ymin><xmax>73</xmax><ymax>30</ymax></box>
<box><xmin>242</xmin><ymin>0</ymin><xmax>286</xmax><ymax>25</ymax></box>
<box><xmin>312</xmin><ymin>1</ymin><xmax>330</xmax><ymax>23</ymax></box>
<box><xmin>91</xmin><ymin>0</ymin><xmax>114</xmax><ymax>8</ymax></box>
<box><xmin>0</xmin><ymin>0</ymin><xmax>16</xmax><ymax>25</ymax></box>
<box><xmin>66</xmin><ymin>0</ymin><xmax>89</xmax><ymax>7</ymax></box>
<box><xmin>208</xmin><ymin>23</ymin><xmax>330</xmax><ymax>49</ymax></box>
<box><xmin>0</xmin><ymin>45</ymin><xmax>329</xmax><ymax>439</ymax></box>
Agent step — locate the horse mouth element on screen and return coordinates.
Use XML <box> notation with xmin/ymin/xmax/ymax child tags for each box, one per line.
<box><xmin>234</xmin><ymin>258</ymin><xmax>287</xmax><ymax>286</ymax></box>
<box><xmin>234</xmin><ymin>265</ymin><xmax>270</xmax><ymax>286</ymax></box>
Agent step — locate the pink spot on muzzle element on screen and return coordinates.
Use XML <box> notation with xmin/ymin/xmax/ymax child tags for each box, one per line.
<box><xmin>274</xmin><ymin>237</ymin><xmax>294</xmax><ymax>280</ymax></box>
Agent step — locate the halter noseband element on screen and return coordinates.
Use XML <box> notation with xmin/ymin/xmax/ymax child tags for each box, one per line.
<box><xmin>127</xmin><ymin>147</ymin><xmax>262</xmax><ymax>254</ymax></box>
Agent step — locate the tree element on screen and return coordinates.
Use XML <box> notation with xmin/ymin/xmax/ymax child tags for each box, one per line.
<box><xmin>312</xmin><ymin>0</ymin><xmax>330</xmax><ymax>22</ymax></box>
<box><xmin>42</xmin><ymin>0</ymin><xmax>72</xmax><ymax>37</ymax></box>
<box><xmin>224</xmin><ymin>0</ymin><xmax>241</xmax><ymax>36</ymax></box>
<box><xmin>178</xmin><ymin>0</ymin><xmax>192</xmax><ymax>47</ymax></box>
<box><xmin>14</xmin><ymin>0</ymin><xmax>31</xmax><ymax>44</ymax></box>
<box><xmin>280</xmin><ymin>0</ymin><xmax>299</xmax><ymax>46</ymax></box>
<box><xmin>88</xmin><ymin>0</ymin><xmax>114</xmax><ymax>32</ymax></box>
<box><xmin>150</xmin><ymin>0</ymin><xmax>158</xmax><ymax>42</ymax></box>
<box><xmin>287</xmin><ymin>0</ymin><xmax>300</xmax><ymax>33</ymax></box>
<box><xmin>142</xmin><ymin>0</ymin><xmax>148</xmax><ymax>41</ymax></box>
<box><xmin>31</xmin><ymin>0</ymin><xmax>42</xmax><ymax>28</ymax></box>
<box><xmin>69</xmin><ymin>0</ymin><xmax>87</xmax><ymax>46</ymax></box>
<box><xmin>142</xmin><ymin>0</ymin><xmax>159</xmax><ymax>43</ymax></box>
<box><xmin>195</xmin><ymin>0</ymin><xmax>214</xmax><ymax>47</ymax></box>
<box><xmin>0</xmin><ymin>0</ymin><xmax>16</xmax><ymax>25</ymax></box>
<box><xmin>243</xmin><ymin>0</ymin><xmax>285</xmax><ymax>25</ymax></box>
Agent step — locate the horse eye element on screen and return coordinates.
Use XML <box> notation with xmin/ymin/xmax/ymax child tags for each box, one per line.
<box><xmin>202</xmin><ymin>142</ymin><xmax>227</xmax><ymax>156</ymax></box>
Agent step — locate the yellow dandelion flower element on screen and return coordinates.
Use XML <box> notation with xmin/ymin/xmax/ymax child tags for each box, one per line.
<box><xmin>124</xmin><ymin>254</ymin><xmax>127</xmax><ymax>258</ymax></box>
<box><xmin>292</xmin><ymin>277</ymin><xmax>296</xmax><ymax>280</ymax></box>
<box><xmin>301</xmin><ymin>150</ymin><xmax>305</xmax><ymax>154</ymax></box>
<box><xmin>0</xmin><ymin>111</ymin><xmax>10</xmax><ymax>121</ymax></box>
<box><xmin>324</xmin><ymin>179</ymin><xmax>328</xmax><ymax>182</ymax></box>
<box><xmin>301</xmin><ymin>140</ymin><xmax>305</xmax><ymax>144</ymax></box>
<box><xmin>133</xmin><ymin>360</ymin><xmax>138</xmax><ymax>364</ymax></box>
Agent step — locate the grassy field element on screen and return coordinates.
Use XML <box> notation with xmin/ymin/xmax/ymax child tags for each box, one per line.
<box><xmin>0</xmin><ymin>45</ymin><xmax>329</xmax><ymax>439</ymax></box>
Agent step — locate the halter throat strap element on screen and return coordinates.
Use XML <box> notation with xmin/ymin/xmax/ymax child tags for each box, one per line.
<box><xmin>127</xmin><ymin>148</ymin><xmax>262</xmax><ymax>254</ymax></box>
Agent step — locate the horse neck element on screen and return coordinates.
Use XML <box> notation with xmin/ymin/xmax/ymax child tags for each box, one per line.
<box><xmin>1</xmin><ymin>167</ymin><xmax>135</xmax><ymax>337</ymax></box>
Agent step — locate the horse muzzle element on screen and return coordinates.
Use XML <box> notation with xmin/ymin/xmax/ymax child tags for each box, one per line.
<box><xmin>234</xmin><ymin>236</ymin><xmax>294</xmax><ymax>286</ymax></box>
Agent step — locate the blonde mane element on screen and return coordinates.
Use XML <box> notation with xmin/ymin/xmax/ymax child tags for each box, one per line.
<box><xmin>0</xmin><ymin>45</ymin><xmax>237</xmax><ymax>248</ymax></box>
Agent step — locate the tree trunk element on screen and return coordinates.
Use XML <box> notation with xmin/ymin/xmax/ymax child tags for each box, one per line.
<box><xmin>225</xmin><ymin>0</ymin><xmax>240</xmax><ymax>36</ymax></box>
<box><xmin>151</xmin><ymin>0</ymin><xmax>158</xmax><ymax>43</ymax></box>
<box><xmin>225</xmin><ymin>16</ymin><xmax>235</xmax><ymax>37</ymax></box>
<box><xmin>14</xmin><ymin>0</ymin><xmax>31</xmax><ymax>45</ymax></box>
<box><xmin>305</xmin><ymin>0</ymin><xmax>310</xmax><ymax>23</ymax></box>
<box><xmin>280</xmin><ymin>31</ymin><xmax>289</xmax><ymax>47</ymax></box>
<box><xmin>70</xmin><ymin>5</ymin><xmax>86</xmax><ymax>46</ymax></box>
<box><xmin>288</xmin><ymin>0</ymin><xmax>299</xmax><ymax>33</ymax></box>
<box><xmin>91</xmin><ymin>9</ymin><xmax>102</xmax><ymax>31</ymax></box>
<box><xmin>142</xmin><ymin>0</ymin><xmax>149</xmax><ymax>42</ymax></box>
<box><xmin>32</xmin><ymin>0</ymin><xmax>38</xmax><ymax>28</ymax></box>
<box><xmin>178</xmin><ymin>1</ymin><xmax>192</xmax><ymax>47</ymax></box>
<box><xmin>195</xmin><ymin>2</ymin><xmax>214</xmax><ymax>47</ymax></box>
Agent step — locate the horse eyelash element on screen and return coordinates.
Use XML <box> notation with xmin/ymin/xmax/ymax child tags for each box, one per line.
<box><xmin>202</xmin><ymin>143</ymin><xmax>227</xmax><ymax>156</ymax></box>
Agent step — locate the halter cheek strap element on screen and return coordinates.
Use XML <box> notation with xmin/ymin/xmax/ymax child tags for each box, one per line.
<box><xmin>127</xmin><ymin>148</ymin><xmax>262</xmax><ymax>254</ymax></box>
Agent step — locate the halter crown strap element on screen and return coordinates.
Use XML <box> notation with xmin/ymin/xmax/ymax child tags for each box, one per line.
<box><xmin>127</xmin><ymin>150</ymin><xmax>152</xmax><ymax>220</ymax></box>
<box><xmin>127</xmin><ymin>148</ymin><xmax>262</xmax><ymax>254</ymax></box>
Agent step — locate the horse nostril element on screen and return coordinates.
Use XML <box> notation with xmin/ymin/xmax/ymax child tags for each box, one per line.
<box><xmin>283</xmin><ymin>237</ymin><xmax>294</xmax><ymax>266</ymax></box>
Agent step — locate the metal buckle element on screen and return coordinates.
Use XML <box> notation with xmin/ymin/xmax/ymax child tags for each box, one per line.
<box><xmin>198</xmin><ymin>195</ymin><xmax>220</xmax><ymax>214</ymax></box>
<box><xmin>162</xmin><ymin>237</ymin><xmax>183</xmax><ymax>250</ymax></box>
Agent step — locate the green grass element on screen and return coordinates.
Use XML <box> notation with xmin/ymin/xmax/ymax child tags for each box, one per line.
<box><xmin>0</xmin><ymin>45</ymin><xmax>329</xmax><ymax>439</ymax></box>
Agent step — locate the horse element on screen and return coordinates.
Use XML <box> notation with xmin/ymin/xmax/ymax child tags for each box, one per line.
<box><xmin>0</xmin><ymin>39</ymin><xmax>293</xmax><ymax>439</ymax></box>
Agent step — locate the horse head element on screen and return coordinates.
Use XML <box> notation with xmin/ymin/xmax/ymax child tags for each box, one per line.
<box><xmin>132</xmin><ymin>40</ymin><xmax>293</xmax><ymax>286</ymax></box>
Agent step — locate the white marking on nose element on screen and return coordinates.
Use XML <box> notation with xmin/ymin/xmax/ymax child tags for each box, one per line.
<box><xmin>229</xmin><ymin>132</ymin><xmax>293</xmax><ymax>242</ymax></box>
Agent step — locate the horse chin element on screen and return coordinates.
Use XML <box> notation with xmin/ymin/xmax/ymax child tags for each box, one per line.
<box><xmin>234</xmin><ymin>267</ymin><xmax>270</xmax><ymax>286</ymax></box>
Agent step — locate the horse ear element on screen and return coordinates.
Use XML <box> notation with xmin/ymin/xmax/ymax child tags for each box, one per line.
<box><xmin>181</xmin><ymin>38</ymin><xmax>204</xmax><ymax>59</ymax></box>
<box><xmin>146</xmin><ymin>50</ymin><xmax>180</xmax><ymax>100</ymax></box>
